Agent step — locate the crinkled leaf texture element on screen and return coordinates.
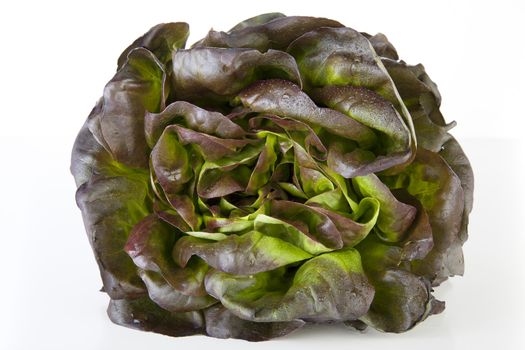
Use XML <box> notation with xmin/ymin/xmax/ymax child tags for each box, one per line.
<box><xmin>72</xmin><ymin>13</ymin><xmax>473</xmax><ymax>341</ymax></box>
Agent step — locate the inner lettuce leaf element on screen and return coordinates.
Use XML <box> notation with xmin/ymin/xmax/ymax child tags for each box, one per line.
<box><xmin>72</xmin><ymin>13</ymin><xmax>473</xmax><ymax>341</ymax></box>
<box><xmin>173</xmin><ymin>231</ymin><xmax>313</xmax><ymax>275</ymax></box>
<box><xmin>353</xmin><ymin>174</ymin><xmax>416</xmax><ymax>242</ymax></box>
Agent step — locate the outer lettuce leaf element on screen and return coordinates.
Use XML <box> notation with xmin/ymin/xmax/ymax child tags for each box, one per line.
<box><xmin>139</xmin><ymin>270</ymin><xmax>217</xmax><ymax>312</ymax></box>
<box><xmin>383</xmin><ymin>59</ymin><xmax>454</xmax><ymax>152</ymax></box>
<box><xmin>439</xmin><ymin>137</ymin><xmax>474</xmax><ymax>243</ymax></box>
<box><xmin>205</xmin><ymin>249</ymin><xmax>374</xmax><ymax>322</ymax></box>
<box><xmin>172</xmin><ymin>48</ymin><xmax>302</xmax><ymax>104</ymax></box>
<box><xmin>72</xmin><ymin>62</ymin><xmax>159</xmax><ymax>299</ymax></box>
<box><xmin>71</xmin><ymin>101</ymin><xmax>114</xmax><ymax>187</ymax></box>
<box><xmin>117</xmin><ymin>22</ymin><xmax>190</xmax><ymax>69</ymax></box>
<box><xmin>107</xmin><ymin>297</ymin><xmax>205</xmax><ymax>337</ymax></box>
<box><xmin>194</xmin><ymin>16</ymin><xmax>343</xmax><ymax>51</ymax></box>
<box><xmin>204</xmin><ymin>304</ymin><xmax>304</xmax><ymax>341</ymax></box>
<box><xmin>75</xmin><ymin>174</ymin><xmax>150</xmax><ymax>299</ymax></box>
<box><xmin>315</xmin><ymin>85</ymin><xmax>413</xmax><ymax>177</ymax></box>
<box><xmin>408</xmin><ymin>64</ymin><xmax>442</xmax><ymax>109</ymax></box>
<box><xmin>359</xmin><ymin>268</ymin><xmax>444</xmax><ymax>332</ymax></box>
<box><xmin>382</xmin><ymin>149</ymin><xmax>465</xmax><ymax>285</ymax></box>
<box><xmin>386</xmin><ymin>60</ymin><xmax>443</xmax><ymax>122</ymax></box>
<box><xmin>287</xmin><ymin>27</ymin><xmax>406</xmax><ymax>106</ymax></box>
<box><xmin>362</xmin><ymin>32</ymin><xmax>399</xmax><ymax>60</ymax></box>
<box><xmin>100</xmin><ymin>48</ymin><xmax>166</xmax><ymax>168</ymax></box>
<box><xmin>313</xmin><ymin>85</ymin><xmax>408</xmax><ymax>151</ymax></box>
<box><xmin>356</xmin><ymin>234</ymin><xmax>444</xmax><ymax>332</ymax></box>
<box><xmin>228</xmin><ymin>13</ymin><xmax>286</xmax><ymax>31</ymax></box>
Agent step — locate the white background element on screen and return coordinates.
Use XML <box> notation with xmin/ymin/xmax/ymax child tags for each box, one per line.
<box><xmin>1</xmin><ymin>0</ymin><xmax>524</xmax><ymax>349</ymax></box>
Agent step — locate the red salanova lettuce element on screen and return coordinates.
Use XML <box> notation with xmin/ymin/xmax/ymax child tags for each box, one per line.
<box><xmin>72</xmin><ymin>13</ymin><xmax>473</xmax><ymax>341</ymax></box>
